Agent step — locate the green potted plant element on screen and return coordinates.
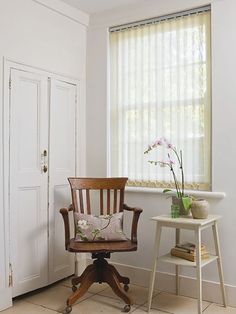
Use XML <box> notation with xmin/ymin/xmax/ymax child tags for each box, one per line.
<box><xmin>144</xmin><ymin>138</ymin><xmax>191</xmax><ymax>215</ymax></box>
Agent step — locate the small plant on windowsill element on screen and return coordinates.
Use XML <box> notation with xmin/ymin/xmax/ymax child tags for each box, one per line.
<box><xmin>144</xmin><ymin>137</ymin><xmax>192</xmax><ymax>215</ymax></box>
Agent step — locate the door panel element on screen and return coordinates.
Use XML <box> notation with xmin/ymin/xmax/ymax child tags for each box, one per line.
<box><xmin>17</xmin><ymin>187</ymin><xmax>41</xmax><ymax>279</ymax></box>
<box><xmin>48</xmin><ymin>79</ymin><xmax>76</xmax><ymax>283</ymax></box>
<box><xmin>10</xmin><ymin>69</ymin><xmax>49</xmax><ymax>297</ymax></box>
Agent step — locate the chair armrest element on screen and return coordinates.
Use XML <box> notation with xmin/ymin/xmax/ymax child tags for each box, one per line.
<box><xmin>68</xmin><ymin>204</ymin><xmax>74</xmax><ymax>211</ymax></box>
<box><xmin>60</xmin><ymin>204</ymin><xmax>73</xmax><ymax>250</ymax></box>
<box><xmin>123</xmin><ymin>203</ymin><xmax>143</xmax><ymax>244</ymax></box>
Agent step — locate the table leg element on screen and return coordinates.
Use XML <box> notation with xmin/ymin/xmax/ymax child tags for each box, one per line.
<box><xmin>212</xmin><ymin>222</ymin><xmax>227</xmax><ymax>307</ymax></box>
<box><xmin>195</xmin><ymin>227</ymin><xmax>202</xmax><ymax>314</ymax></box>
<box><xmin>147</xmin><ymin>222</ymin><xmax>162</xmax><ymax>312</ymax></box>
<box><xmin>175</xmin><ymin>228</ymin><xmax>180</xmax><ymax>295</ymax></box>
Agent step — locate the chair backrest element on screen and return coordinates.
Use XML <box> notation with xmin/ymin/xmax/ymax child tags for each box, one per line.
<box><xmin>68</xmin><ymin>177</ymin><xmax>128</xmax><ymax>215</ymax></box>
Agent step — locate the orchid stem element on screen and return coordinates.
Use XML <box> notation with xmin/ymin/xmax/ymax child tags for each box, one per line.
<box><xmin>180</xmin><ymin>150</ymin><xmax>184</xmax><ymax>197</ymax></box>
<box><xmin>170</xmin><ymin>165</ymin><xmax>181</xmax><ymax>197</ymax></box>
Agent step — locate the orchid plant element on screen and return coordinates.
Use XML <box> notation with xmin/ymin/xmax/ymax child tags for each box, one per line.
<box><xmin>144</xmin><ymin>137</ymin><xmax>186</xmax><ymax>198</ymax></box>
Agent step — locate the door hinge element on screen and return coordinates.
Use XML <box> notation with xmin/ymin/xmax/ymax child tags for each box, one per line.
<box><xmin>8</xmin><ymin>263</ymin><xmax>13</xmax><ymax>287</ymax></box>
<box><xmin>9</xmin><ymin>79</ymin><xmax>12</xmax><ymax>90</ymax></box>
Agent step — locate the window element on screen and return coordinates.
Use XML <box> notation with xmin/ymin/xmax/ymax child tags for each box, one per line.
<box><xmin>109</xmin><ymin>7</ymin><xmax>211</xmax><ymax>190</ymax></box>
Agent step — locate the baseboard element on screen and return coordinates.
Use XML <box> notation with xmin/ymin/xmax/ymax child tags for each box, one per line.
<box><xmin>86</xmin><ymin>258</ymin><xmax>236</xmax><ymax>307</ymax></box>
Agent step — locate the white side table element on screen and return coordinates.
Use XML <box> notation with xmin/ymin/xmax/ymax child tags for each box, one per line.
<box><xmin>147</xmin><ymin>215</ymin><xmax>227</xmax><ymax>314</ymax></box>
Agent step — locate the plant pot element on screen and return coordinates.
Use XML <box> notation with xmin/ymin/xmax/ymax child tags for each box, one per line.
<box><xmin>191</xmin><ymin>199</ymin><xmax>209</xmax><ymax>219</ymax></box>
<box><xmin>172</xmin><ymin>196</ymin><xmax>191</xmax><ymax>216</ymax></box>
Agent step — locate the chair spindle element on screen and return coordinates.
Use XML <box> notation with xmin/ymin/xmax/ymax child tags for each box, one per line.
<box><xmin>107</xmin><ymin>189</ymin><xmax>110</xmax><ymax>214</ymax></box>
<box><xmin>79</xmin><ymin>190</ymin><xmax>84</xmax><ymax>213</ymax></box>
<box><xmin>113</xmin><ymin>189</ymin><xmax>117</xmax><ymax>213</ymax></box>
<box><xmin>119</xmin><ymin>189</ymin><xmax>124</xmax><ymax>212</ymax></box>
<box><xmin>100</xmin><ymin>189</ymin><xmax>103</xmax><ymax>215</ymax></box>
<box><xmin>86</xmin><ymin>189</ymin><xmax>91</xmax><ymax>214</ymax></box>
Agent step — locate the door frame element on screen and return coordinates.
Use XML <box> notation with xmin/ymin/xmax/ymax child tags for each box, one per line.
<box><xmin>2</xmin><ymin>57</ymin><xmax>86</xmax><ymax>308</ymax></box>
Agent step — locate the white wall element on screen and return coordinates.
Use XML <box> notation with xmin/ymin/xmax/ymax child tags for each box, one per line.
<box><xmin>0</xmin><ymin>0</ymin><xmax>88</xmax><ymax>309</ymax></box>
<box><xmin>86</xmin><ymin>0</ymin><xmax>236</xmax><ymax>305</ymax></box>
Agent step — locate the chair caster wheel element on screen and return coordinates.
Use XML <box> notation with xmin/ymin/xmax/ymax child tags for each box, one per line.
<box><xmin>124</xmin><ymin>284</ymin><xmax>129</xmax><ymax>292</ymax></box>
<box><xmin>72</xmin><ymin>285</ymin><xmax>77</xmax><ymax>292</ymax></box>
<box><xmin>123</xmin><ymin>304</ymin><xmax>131</xmax><ymax>312</ymax></box>
<box><xmin>62</xmin><ymin>306</ymin><xmax>72</xmax><ymax>314</ymax></box>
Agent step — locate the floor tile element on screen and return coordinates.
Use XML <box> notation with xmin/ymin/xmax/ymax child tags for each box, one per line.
<box><xmin>132</xmin><ymin>306</ymin><xmax>172</xmax><ymax>314</ymax></box>
<box><xmin>87</xmin><ymin>283</ymin><xmax>109</xmax><ymax>294</ymax></box>
<box><xmin>7</xmin><ymin>282</ymin><xmax>235</xmax><ymax>314</ymax></box>
<box><xmin>23</xmin><ymin>284</ymin><xmax>93</xmax><ymax>312</ymax></box>
<box><xmin>60</xmin><ymin>276</ymin><xmax>109</xmax><ymax>294</ymax></box>
<box><xmin>98</xmin><ymin>284</ymin><xmax>159</xmax><ymax>306</ymax></box>
<box><xmin>59</xmin><ymin>276</ymin><xmax>73</xmax><ymax>288</ymax></box>
<box><xmin>143</xmin><ymin>292</ymin><xmax>210</xmax><ymax>314</ymax></box>
<box><xmin>71</xmin><ymin>294</ymin><xmax>136</xmax><ymax>313</ymax></box>
<box><xmin>1</xmin><ymin>300</ymin><xmax>55</xmax><ymax>314</ymax></box>
<box><xmin>204</xmin><ymin>303</ymin><xmax>236</xmax><ymax>313</ymax></box>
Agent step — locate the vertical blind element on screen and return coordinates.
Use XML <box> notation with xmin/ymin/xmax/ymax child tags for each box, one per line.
<box><xmin>109</xmin><ymin>8</ymin><xmax>211</xmax><ymax>190</ymax></box>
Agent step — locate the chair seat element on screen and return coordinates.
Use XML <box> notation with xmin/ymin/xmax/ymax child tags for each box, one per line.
<box><xmin>68</xmin><ymin>238</ymin><xmax>137</xmax><ymax>253</ymax></box>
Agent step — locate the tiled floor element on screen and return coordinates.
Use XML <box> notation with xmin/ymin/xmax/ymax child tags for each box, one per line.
<box><xmin>2</xmin><ymin>277</ymin><xmax>236</xmax><ymax>314</ymax></box>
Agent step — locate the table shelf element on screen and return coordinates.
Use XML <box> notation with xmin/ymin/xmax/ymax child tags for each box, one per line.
<box><xmin>158</xmin><ymin>253</ymin><xmax>218</xmax><ymax>267</ymax></box>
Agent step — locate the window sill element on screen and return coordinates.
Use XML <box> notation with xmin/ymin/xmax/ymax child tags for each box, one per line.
<box><xmin>126</xmin><ymin>187</ymin><xmax>226</xmax><ymax>199</ymax></box>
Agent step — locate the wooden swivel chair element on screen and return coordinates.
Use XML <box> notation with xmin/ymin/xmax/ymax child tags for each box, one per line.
<box><xmin>60</xmin><ymin>177</ymin><xmax>142</xmax><ymax>314</ymax></box>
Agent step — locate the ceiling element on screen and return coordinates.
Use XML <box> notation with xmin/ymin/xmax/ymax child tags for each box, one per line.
<box><xmin>60</xmin><ymin>0</ymin><xmax>146</xmax><ymax>14</ymax></box>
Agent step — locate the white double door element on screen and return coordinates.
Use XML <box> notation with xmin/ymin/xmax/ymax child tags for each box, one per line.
<box><xmin>9</xmin><ymin>69</ymin><xmax>76</xmax><ymax>297</ymax></box>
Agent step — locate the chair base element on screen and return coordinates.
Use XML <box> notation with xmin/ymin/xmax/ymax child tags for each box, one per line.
<box><xmin>65</xmin><ymin>253</ymin><xmax>132</xmax><ymax>312</ymax></box>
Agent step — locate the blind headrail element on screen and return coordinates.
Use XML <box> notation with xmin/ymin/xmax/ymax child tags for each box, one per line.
<box><xmin>109</xmin><ymin>5</ymin><xmax>211</xmax><ymax>33</ymax></box>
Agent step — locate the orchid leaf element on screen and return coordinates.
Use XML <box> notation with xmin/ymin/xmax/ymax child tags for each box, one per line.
<box><xmin>163</xmin><ymin>189</ymin><xmax>172</xmax><ymax>194</ymax></box>
<box><xmin>182</xmin><ymin>196</ymin><xmax>192</xmax><ymax>210</ymax></box>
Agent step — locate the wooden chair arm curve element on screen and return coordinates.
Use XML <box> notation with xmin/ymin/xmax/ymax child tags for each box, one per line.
<box><xmin>59</xmin><ymin>204</ymin><xmax>73</xmax><ymax>215</ymax></box>
<box><xmin>60</xmin><ymin>205</ymin><xmax>73</xmax><ymax>250</ymax></box>
<box><xmin>123</xmin><ymin>203</ymin><xmax>143</xmax><ymax>244</ymax></box>
<box><xmin>123</xmin><ymin>204</ymin><xmax>143</xmax><ymax>213</ymax></box>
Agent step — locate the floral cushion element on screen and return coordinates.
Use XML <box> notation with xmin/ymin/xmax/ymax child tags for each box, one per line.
<box><xmin>74</xmin><ymin>212</ymin><xmax>127</xmax><ymax>242</ymax></box>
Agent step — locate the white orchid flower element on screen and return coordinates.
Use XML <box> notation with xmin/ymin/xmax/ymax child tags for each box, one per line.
<box><xmin>77</xmin><ymin>219</ymin><xmax>90</xmax><ymax>230</ymax></box>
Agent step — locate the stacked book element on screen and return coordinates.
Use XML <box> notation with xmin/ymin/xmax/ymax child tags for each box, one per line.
<box><xmin>170</xmin><ymin>242</ymin><xmax>209</xmax><ymax>262</ymax></box>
